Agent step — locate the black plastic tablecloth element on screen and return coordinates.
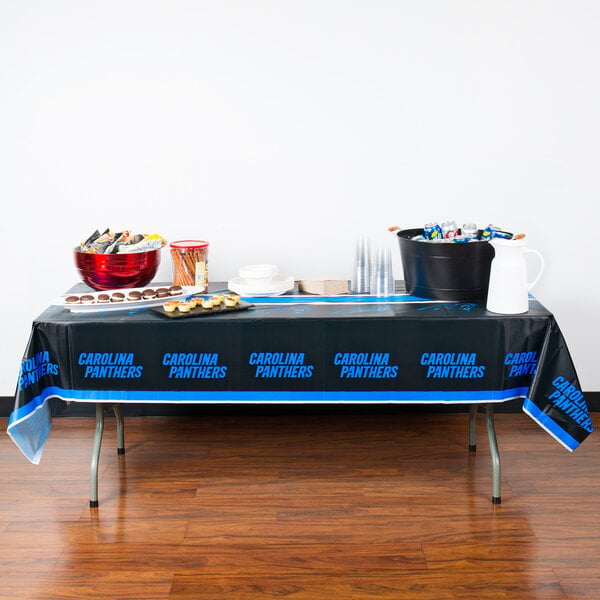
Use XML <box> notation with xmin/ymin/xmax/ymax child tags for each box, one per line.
<box><xmin>8</xmin><ymin>284</ymin><xmax>593</xmax><ymax>462</ymax></box>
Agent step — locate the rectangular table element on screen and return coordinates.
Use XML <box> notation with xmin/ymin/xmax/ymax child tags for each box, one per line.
<box><xmin>8</xmin><ymin>283</ymin><xmax>593</xmax><ymax>506</ymax></box>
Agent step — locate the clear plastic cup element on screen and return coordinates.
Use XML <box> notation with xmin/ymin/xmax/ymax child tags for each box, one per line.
<box><xmin>371</xmin><ymin>247</ymin><xmax>394</xmax><ymax>296</ymax></box>
<box><xmin>351</xmin><ymin>237</ymin><xmax>371</xmax><ymax>294</ymax></box>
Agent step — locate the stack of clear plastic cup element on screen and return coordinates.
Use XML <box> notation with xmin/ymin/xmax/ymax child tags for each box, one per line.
<box><xmin>351</xmin><ymin>237</ymin><xmax>371</xmax><ymax>294</ymax></box>
<box><xmin>371</xmin><ymin>247</ymin><xmax>394</xmax><ymax>296</ymax></box>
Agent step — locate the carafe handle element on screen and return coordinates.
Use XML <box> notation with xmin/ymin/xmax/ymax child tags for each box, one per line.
<box><xmin>524</xmin><ymin>248</ymin><xmax>544</xmax><ymax>291</ymax></box>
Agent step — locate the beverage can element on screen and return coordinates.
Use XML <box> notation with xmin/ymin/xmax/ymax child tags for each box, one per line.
<box><xmin>461</xmin><ymin>223</ymin><xmax>478</xmax><ymax>239</ymax></box>
<box><xmin>481</xmin><ymin>224</ymin><xmax>501</xmax><ymax>241</ymax></box>
<box><xmin>441</xmin><ymin>221</ymin><xmax>458</xmax><ymax>239</ymax></box>
<box><xmin>424</xmin><ymin>222</ymin><xmax>442</xmax><ymax>240</ymax></box>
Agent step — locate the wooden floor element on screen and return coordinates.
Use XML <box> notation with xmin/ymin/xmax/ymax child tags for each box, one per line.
<box><xmin>0</xmin><ymin>409</ymin><xmax>599</xmax><ymax>599</ymax></box>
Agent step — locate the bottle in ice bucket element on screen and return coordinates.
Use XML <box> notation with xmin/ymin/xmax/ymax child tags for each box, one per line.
<box><xmin>424</xmin><ymin>222</ymin><xmax>442</xmax><ymax>240</ymax></box>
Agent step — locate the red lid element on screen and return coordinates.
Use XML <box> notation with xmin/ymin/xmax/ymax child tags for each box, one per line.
<box><xmin>169</xmin><ymin>240</ymin><xmax>209</xmax><ymax>249</ymax></box>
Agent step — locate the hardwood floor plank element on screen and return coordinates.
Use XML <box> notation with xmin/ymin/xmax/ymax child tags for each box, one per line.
<box><xmin>168</xmin><ymin>571</ymin><xmax>569</xmax><ymax>599</ymax></box>
<box><xmin>183</xmin><ymin>509</ymin><xmax>535</xmax><ymax>545</ymax></box>
<box><xmin>54</xmin><ymin>542</ymin><xmax>426</xmax><ymax>576</ymax></box>
<box><xmin>0</xmin><ymin>543</ymin><xmax>62</xmax><ymax>574</ymax></box>
<box><xmin>4</xmin><ymin>517</ymin><xmax>188</xmax><ymax>545</ymax></box>
<box><xmin>0</xmin><ymin>571</ymin><xmax>173</xmax><ymax>600</ymax></box>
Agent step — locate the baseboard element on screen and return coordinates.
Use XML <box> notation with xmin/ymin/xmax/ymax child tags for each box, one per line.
<box><xmin>1</xmin><ymin>393</ymin><xmax>599</xmax><ymax>418</ymax></box>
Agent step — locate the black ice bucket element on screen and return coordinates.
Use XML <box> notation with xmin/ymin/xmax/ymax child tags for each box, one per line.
<box><xmin>396</xmin><ymin>228</ymin><xmax>495</xmax><ymax>303</ymax></box>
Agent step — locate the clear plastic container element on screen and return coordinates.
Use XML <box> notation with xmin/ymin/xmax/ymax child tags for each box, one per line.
<box><xmin>169</xmin><ymin>240</ymin><xmax>209</xmax><ymax>290</ymax></box>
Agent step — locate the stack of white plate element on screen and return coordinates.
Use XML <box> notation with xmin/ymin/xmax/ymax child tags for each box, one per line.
<box><xmin>228</xmin><ymin>264</ymin><xmax>294</xmax><ymax>297</ymax></box>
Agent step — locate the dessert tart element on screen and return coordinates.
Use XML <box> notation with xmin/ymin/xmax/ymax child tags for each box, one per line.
<box><xmin>224</xmin><ymin>295</ymin><xmax>240</xmax><ymax>307</ymax></box>
<box><xmin>163</xmin><ymin>301</ymin><xmax>179</xmax><ymax>313</ymax></box>
<box><xmin>177</xmin><ymin>301</ymin><xmax>193</xmax><ymax>313</ymax></box>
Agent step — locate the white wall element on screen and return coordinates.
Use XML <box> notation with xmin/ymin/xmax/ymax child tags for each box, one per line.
<box><xmin>1</xmin><ymin>1</ymin><xmax>599</xmax><ymax>395</ymax></box>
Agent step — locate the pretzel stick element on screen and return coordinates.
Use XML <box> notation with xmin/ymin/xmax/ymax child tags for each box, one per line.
<box><xmin>171</xmin><ymin>250</ymin><xmax>193</xmax><ymax>286</ymax></box>
<box><xmin>185</xmin><ymin>252</ymin><xmax>196</xmax><ymax>281</ymax></box>
<box><xmin>183</xmin><ymin>252</ymin><xmax>195</xmax><ymax>286</ymax></box>
<box><xmin>170</xmin><ymin>250</ymin><xmax>182</xmax><ymax>286</ymax></box>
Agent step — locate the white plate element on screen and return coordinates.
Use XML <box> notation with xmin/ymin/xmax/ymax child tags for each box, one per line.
<box><xmin>55</xmin><ymin>286</ymin><xmax>199</xmax><ymax>312</ymax></box>
<box><xmin>228</xmin><ymin>275</ymin><xmax>294</xmax><ymax>297</ymax></box>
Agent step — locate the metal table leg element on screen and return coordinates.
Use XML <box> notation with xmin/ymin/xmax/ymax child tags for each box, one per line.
<box><xmin>113</xmin><ymin>404</ymin><xmax>125</xmax><ymax>455</ymax></box>
<box><xmin>90</xmin><ymin>403</ymin><xmax>104</xmax><ymax>508</ymax></box>
<box><xmin>90</xmin><ymin>403</ymin><xmax>125</xmax><ymax>508</ymax></box>
<box><xmin>469</xmin><ymin>404</ymin><xmax>478</xmax><ymax>452</ymax></box>
<box><xmin>486</xmin><ymin>403</ymin><xmax>502</xmax><ymax>504</ymax></box>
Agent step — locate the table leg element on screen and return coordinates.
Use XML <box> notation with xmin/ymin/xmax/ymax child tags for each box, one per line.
<box><xmin>90</xmin><ymin>403</ymin><xmax>104</xmax><ymax>508</ymax></box>
<box><xmin>90</xmin><ymin>403</ymin><xmax>126</xmax><ymax>508</ymax></box>
<box><xmin>114</xmin><ymin>404</ymin><xmax>125</xmax><ymax>455</ymax></box>
<box><xmin>469</xmin><ymin>404</ymin><xmax>478</xmax><ymax>452</ymax></box>
<box><xmin>486</xmin><ymin>403</ymin><xmax>502</xmax><ymax>504</ymax></box>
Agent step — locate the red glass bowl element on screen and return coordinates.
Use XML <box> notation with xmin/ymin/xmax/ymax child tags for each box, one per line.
<box><xmin>74</xmin><ymin>248</ymin><xmax>161</xmax><ymax>291</ymax></box>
